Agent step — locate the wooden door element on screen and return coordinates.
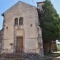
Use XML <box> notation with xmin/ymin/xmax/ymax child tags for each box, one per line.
<box><xmin>16</xmin><ymin>37</ymin><xmax>23</xmax><ymax>53</ymax></box>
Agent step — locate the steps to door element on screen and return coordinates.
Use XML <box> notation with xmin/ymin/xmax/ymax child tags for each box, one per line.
<box><xmin>0</xmin><ymin>53</ymin><xmax>43</xmax><ymax>60</ymax></box>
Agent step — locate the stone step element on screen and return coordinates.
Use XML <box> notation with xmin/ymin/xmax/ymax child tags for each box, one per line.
<box><xmin>0</xmin><ymin>53</ymin><xmax>42</xmax><ymax>60</ymax></box>
<box><xmin>0</xmin><ymin>58</ymin><xmax>24</xmax><ymax>60</ymax></box>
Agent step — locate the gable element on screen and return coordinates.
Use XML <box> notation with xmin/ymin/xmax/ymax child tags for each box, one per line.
<box><xmin>2</xmin><ymin>1</ymin><xmax>37</xmax><ymax>16</ymax></box>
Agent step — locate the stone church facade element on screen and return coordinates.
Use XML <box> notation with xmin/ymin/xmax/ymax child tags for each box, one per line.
<box><xmin>0</xmin><ymin>1</ymin><xmax>44</xmax><ymax>57</ymax></box>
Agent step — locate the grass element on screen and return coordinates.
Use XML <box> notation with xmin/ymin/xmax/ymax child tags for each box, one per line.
<box><xmin>44</xmin><ymin>52</ymin><xmax>60</xmax><ymax>60</ymax></box>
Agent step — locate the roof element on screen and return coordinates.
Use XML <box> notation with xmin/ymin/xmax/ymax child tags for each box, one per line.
<box><xmin>2</xmin><ymin>1</ymin><xmax>37</xmax><ymax>16</ymax></box>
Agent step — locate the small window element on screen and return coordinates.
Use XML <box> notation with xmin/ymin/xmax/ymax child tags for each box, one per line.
<box><xmin>15</xmin><ymin>18</ymin><xmax>18</xmax><ymax>25</ymax></box>
<box><xmin>19</xmin><ymin>17</ymin><xmax>23</xmax><ymax>25</ymax></box>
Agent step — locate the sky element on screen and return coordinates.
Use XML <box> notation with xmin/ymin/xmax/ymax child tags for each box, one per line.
<box><xmin>0</xmin><ymin>0</ymin><xmax>60</xmax><ymax>30</ymax></box>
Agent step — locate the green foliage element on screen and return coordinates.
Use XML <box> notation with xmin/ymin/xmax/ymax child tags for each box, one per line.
<box><xmin>40</xmin><ymin>0</ymin><xmax>60</xmax><ymax>41</ymax></box>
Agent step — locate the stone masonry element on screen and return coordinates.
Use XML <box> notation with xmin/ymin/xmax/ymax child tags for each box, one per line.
<box><xmin>0</xmin><ymin>1</ymin><xmax>44</xmax><ymax>58</ymax></box>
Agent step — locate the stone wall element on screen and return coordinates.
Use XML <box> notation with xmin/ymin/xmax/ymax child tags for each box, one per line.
<box><xmin>43</xmin><ymin>41</ymin><xmax>57</xmax><ymax>53</ymax></box>
<box><xmin>0</xmin><ymin>29</ymin><xmax>3</xmax><ymax>53</ymax></box>
<box><xmin>2</xmin><ymin>1</ymin><xmax>40</xmax><ymax>54</ymax></box>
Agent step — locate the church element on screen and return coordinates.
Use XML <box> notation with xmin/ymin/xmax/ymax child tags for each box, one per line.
<box><xmin>0</xmin><ymin>1</ymin><xmax>44</xmax><ymax>57</ymax></box>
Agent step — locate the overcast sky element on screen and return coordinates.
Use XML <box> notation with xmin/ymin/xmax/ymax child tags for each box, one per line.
<box><xmin>0</xmin><ymin>0</ymin><xmax>60</xmax><ymax>30</ymax></box>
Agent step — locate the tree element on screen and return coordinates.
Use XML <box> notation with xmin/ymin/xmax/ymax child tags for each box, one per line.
<box><xmin>39</xmin><ymin>0</ymin><xmax>60</xmax><ymax>52</ymax></box>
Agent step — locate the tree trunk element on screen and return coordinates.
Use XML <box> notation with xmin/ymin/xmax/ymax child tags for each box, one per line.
<box><xmin>49</xmin><ymin>41</ymin><xmax>52</xmax><ymax>53</ymax></box>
